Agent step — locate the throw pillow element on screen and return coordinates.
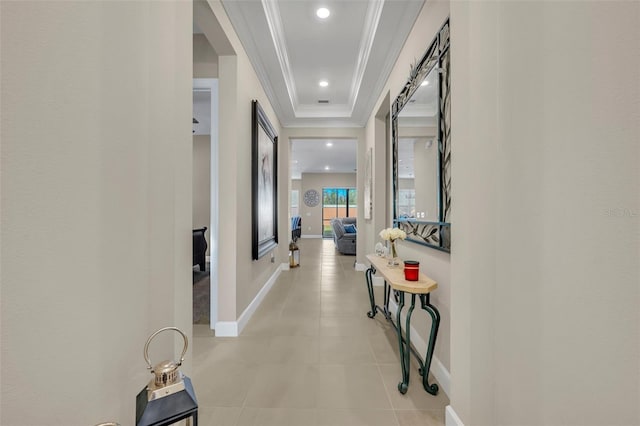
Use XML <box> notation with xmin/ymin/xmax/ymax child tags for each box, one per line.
<box><xmin>344</xmin><ymin>224</ymin><xmax>357</xmax><ymax>233</ymax></box>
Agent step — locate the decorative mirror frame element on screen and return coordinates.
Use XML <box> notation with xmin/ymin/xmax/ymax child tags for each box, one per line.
<box><xmin>392</xmin><ymin>18</ymin><xmax>450</xmax><ymax>252</ymax></box>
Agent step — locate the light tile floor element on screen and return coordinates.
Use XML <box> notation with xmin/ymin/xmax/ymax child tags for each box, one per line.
<box><xmin>192</xmin><ymin>238</ymin><xmax>448</xmax><ymax>426</ymax></box>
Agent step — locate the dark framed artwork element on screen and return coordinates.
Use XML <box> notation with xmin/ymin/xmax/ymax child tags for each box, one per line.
<box><xmin>252</xmin><ymin>100</ymin><xmax>278</xmax><ymax>260</ymax></box>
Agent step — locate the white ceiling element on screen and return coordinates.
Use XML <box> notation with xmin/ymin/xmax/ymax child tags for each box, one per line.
<box><xmin>290</xmin><ymin>138</ymin><xmax>357</xmax><ymax>179</ymax></box>
<box><xmin>221</xmin><ymin>0</ymin><xmax>425</xmax><ymax>128</ymax></box>
<box><xmin>194</xmin><ymin>0</ymin><xmax>425</xmax><ymax>177</ymax></box>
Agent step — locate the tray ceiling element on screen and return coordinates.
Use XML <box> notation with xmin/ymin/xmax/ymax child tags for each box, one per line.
<box><xmin>221</xmin><ymin>0</ymin><xmax>425</xmax><ymax>128</ymax></box>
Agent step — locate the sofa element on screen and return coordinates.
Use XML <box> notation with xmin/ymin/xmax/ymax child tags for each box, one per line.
<box><xmin>330</xmin><ymin>217</ymin><xmax>357</xmax><ymax>255</ymax></box>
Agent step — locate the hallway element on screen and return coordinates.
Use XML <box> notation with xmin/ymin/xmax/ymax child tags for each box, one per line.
<box><xmin>192</xmin><ymin>238</ymin><xmax>448</xmax><ymax>425</ymax></box>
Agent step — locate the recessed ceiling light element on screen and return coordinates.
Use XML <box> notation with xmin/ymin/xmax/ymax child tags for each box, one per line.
<box><xmin>326</xmin><ymin>142</ymin><xmax>333</xmax><ymax>147</ymax></box>
<box><xmin>421</xmin><ymin>80</ymin><xmax>429</xmax><ymax>86</ymax></box>
<box><xmin>324</xmin><ymin>166</ymin><xmax>330</xmax><ymax>170</ymax></box>
<box><xmin>319</xmin><ymin>80</ymin><xmax>329</xmax><ymax>87</ymax></box>
<box><xmin>316</xmin><ymin>7</ymin><xmax>330</xmax><ymax>19</ymax></box>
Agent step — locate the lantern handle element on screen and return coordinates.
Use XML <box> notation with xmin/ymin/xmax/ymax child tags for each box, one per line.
<box><xmin>143</xmin><ymin>326</ymin><xmax>189</xmax><ymax>370</ymax></box>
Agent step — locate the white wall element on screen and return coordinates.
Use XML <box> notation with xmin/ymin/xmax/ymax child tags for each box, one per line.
<box><xmin>365</xmin><ymin>0</ymin><xmax>452</xmax><ymax>374</ymax></box>
<box><xmin>449</xmin><ymin>1</ymin><xmax>640</xmax><ymax>425</ymax></box>
<box><xmin>0</xmin><ymin>1</ymin><xmax>192</xmax><ymax>424</ymax></box>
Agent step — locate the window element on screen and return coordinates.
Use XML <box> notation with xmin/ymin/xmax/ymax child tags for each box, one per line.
<box><xmin>322</xmin><ymin>188</ymin><xmax>357</xmax><ymax>238</ymax></box>
<box><xmin>397</xmin><ymin>189</ymin><xmax>415</xmax><ymax>218</ymax></box>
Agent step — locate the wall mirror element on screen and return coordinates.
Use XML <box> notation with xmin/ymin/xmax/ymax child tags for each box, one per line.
<box><xmin>392</xmin><ymin>18</ymin><xmax>450</xmax><ymax>252</ymax></box>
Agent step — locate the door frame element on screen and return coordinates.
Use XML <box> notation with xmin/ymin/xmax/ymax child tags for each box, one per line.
<box><xmin>193</xmin><ymin>78</ymin><xmax>219</xmax><ymax>328</ymax></box>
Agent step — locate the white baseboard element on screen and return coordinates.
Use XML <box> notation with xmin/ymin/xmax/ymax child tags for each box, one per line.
<box><xmin>301</xmin><ymin>235</ymin><xmax>323</xmax><ymax>239</ymax></box>
<box><xmin>388</xmin><ymin>298</ymin><xmax>450</xmax><ymax>397</ymax></box>
<box><xmin>215</xmin><ymin>264</ymin><xmax>283</xmax><ymax>337</ymax></box>
<box><xmin>237</xmin><ymin>264</ymin><xmax>283</xmax><ymax>334</ymax></box>
<box><xmin>213</xmin><ymin>321</ymin><xmax>237</xmax><ymax>337</ymax></box>
<box><xmin>446</xmin><ymin>405</ymin><xmax>464</xmax><ymax>426</ymax></box>
<box><xmin>355</xmin><ymin>262</ymin><xmax>367</xmax><ymax>271</ymax></box>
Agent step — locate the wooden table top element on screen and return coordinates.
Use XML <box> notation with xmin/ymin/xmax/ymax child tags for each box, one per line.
<box><xmin>366</xmin><ymin>254</ymin><xmax>438</xmax><ymax>294</ymax></box>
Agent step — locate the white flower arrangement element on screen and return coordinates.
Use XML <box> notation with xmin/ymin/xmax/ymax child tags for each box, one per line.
<box><xmin>379</xmin><ymin>227</ymin><xmax>406</xmax><ymax>242</ymax></box>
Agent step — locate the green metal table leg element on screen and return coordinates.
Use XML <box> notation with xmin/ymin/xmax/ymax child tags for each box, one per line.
<box><xmin>396</xmin><ymin>292</ymin><xmax>410</xmax><ymax>394</ymax></box>
<box><xmin>364</xmin><ymin>266</ymin><xmax>440</xmax><ymax>396</ymax></box>
<box><xmin>365</xmin><ymin>266</ymin><xmax>377</xmax><ymax>318</ymax></box>
<box><xmin>419</xmin><ymin>294</ymin><xmax>440</xmax><ymax>395</ymax></box>
<box><xmin>382</xmin><ymin>281</ymin><xmax>392</xmax><ymax>320</ymax></box>
<box><xmin>366</xmin><ymin>266</ymin><xmax>393</xmax><ymax>320</ymax></box>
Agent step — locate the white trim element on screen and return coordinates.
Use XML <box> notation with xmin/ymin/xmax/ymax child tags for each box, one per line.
<box><xmin>431</xmin><ymin>356</ymin><xmax>450</xmax><ymax>397</ymax></box>
<box><xmin>237</xmin><ymin>264</ymin><xmax>283</xmax><ymax>333</ymax></box>
<box><xmin>446</xmin><ymin>406</ymin><xmax>465</xmax><ymax>426</ymax></box>
<box><xmin>388</xmin><ymin>298</ymin><xmax>450</xmax><ymax>397</ymax></box>
<box><xmin>213</xmin><ymin>265</ymin><xmax>283</xmax><ymax>337</ymax></box>
<box><xmin>301</xmin><ymin>235</ymin><xmax>323</xmax><ymax>239</ymax></box>
<box><xmin>348</xmin><ymin>0</ymin><xmax>384</xmax><ymax>113</ymax></box>
<box><xmin>355</xmin><ymin>262</ymin><xmax>367</xmax><ymax>271</ymax></box>
<box><xmin>260</xmin><ymin>0</ymin><xmax>385</xmax><ymax>119</ymax></box>
<box><xmin>193</xmin><ymin>78</ymin><xmax>219</xmax><ymax>329</ymax></box>
<box><xmin>262</xmin><ymin>0</ymin><xmax>298</xmax><ymax>108</ymax></box>
<box><xmin>213</xmin><ymin>322</ymin><xmax>238</xmax><ymax>337</ymax></box>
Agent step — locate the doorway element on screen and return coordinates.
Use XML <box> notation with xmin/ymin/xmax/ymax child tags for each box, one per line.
<box><xmin>193</xmin><ymin>78</ymin><xmax>218</xmax><ymax>328</ymax></box>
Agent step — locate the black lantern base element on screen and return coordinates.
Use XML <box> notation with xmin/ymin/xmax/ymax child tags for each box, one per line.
<box><xmin>136</xmin><ymin>376</ymin><xmax>198</xmax><ymax>426</ymax></box>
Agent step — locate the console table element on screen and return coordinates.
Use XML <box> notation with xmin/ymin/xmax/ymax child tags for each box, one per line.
<box><xmin>365</xmin><ymin>254</ymin><xmax>440</xmax><ymax>395</ymax></box>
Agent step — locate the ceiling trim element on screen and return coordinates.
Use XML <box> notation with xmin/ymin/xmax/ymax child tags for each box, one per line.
<box><xmin>221</xmin><ymin>0</ymin><xmax>425</xmax><ymax>128</ymax></box>
<box><xmin>262</xmin><ymin>0</ymin><xmax>385</xmax><ymax>120</ymax></box>
<box><xmin>348</xmin><ymin>0</ymin><xmax>385</xmax><ymax>114</ymax></box>
<box><xmin>262</xmin><ymin>0</ymin><xmax>299</xmax><ymax>110</ymax></box>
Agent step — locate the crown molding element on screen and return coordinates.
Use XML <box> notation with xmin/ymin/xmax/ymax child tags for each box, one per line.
<box><xmin>221</xmin><ymin>0</ymin><xmax>425</xmax><ymax>127</ymax></box>
<box><xmin>348</xmin><ymin>0</ymin><xmax>385</xmax><ymax>114</ymax></box>
<box><xmin>262</xmin><ymin>0</ymin><xmax>299</xmax><ymax>109</ymax></box>
<box><xmin>262</xmin><ymin>0</ymin><xmax>385</xmax><ymax>120</ymax></box>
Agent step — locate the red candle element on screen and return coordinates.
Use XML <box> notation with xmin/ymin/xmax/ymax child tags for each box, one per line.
<box><xmin>404</xmin><ymin>260</ymin><xmax>420</xmax><ymax>281</ymax></box>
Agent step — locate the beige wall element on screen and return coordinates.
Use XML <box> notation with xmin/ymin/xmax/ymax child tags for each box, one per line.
<box><xmin>365</xmin><ymin>94</ymin><xmax>392</xmax><ymax>272</ymax></box>
<box><xmin>450</xmin><ymin>1</ymin><xmax>639</xmax><ymax>425</ymax></box>
<box><xmin>194</xmin><ymin>33</ymin><xmax>218</xmax><ymax>78</ymax></box>
<box><xmin>0</xmin><ymin>1</ymin><xmax>192</xmax><ymax>424</ymax></box>
<box><xmin>202</xmin><ymin>0</ymin><xmax>283</xmax><ymax>319</ymax></box>
<box><xmin>193</xmin><ymin>135</ymin><xmax>211</xmax><ymax>255</ymax></box>
<box><xmin>291</xmin><ymin>179</ymin><xmax>302</xmax><ymax>218</ymax></box>
<box><xmin>299</xmin><ymin>173</ymin><xmax>357</xmax><ymax>236</ymax></box>
<box><xmin>365</xmin><ymin>0</ymin><xmax>452</xmax><ymax>376</ymax></box>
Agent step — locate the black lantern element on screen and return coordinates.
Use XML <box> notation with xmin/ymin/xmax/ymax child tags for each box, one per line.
<box><xmin>136</xmin><ymin>327</ymin><xmax>198</xmax><ymax>426</ymax></box>
<box><xmin>289</xmin><ymin>241</ymin><xmax>300</xmax><ymax>268</ymax></box>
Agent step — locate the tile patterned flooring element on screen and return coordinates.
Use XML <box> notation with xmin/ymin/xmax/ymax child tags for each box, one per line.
<box><xmin>192</xmin><ymin>238</ymin><xmax>448</xmax><ymax>425</ymax></box>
